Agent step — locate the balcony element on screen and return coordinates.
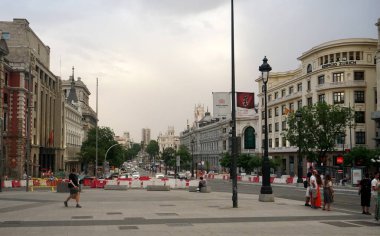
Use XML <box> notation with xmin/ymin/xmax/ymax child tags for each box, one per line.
<box><xmin>316</xmin><ymin>80</ymin><xmax>366</xmax><ymax>92</ymax></box>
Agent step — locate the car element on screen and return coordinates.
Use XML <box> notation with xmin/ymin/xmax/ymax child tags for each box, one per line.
<box><xmin>155</xmin><ymin>173</ymin><xmax>165</xmax><ymax>179</ymax></box>
<box><xmin>175</xmin><ymin>173</ymin><xmax>187</xmax><ymax>180</ymax></box>
<box><xmin>118</xmin><ymin>173</ymin><xmax>131</xmax><ymax>179</ymax></box>
<box><xmin>132</xmin><ymin>172</ymin><xmax>140</xmax><ymax>179</ymax></box>
<box><xmin>105</xmin><ymin>172</ymin><xmax>119</xmax><ymax>180</ymax></box>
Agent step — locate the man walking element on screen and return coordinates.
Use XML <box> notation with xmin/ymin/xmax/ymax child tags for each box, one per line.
<box><xmin>64</xmin><ymin>168</ymin><xmax>82</xmax><ymax>208</ymax></box>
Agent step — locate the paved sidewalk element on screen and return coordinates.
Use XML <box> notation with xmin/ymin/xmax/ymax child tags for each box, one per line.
<box><xmin>0</xmin><ymin>189</ymin><xmax>378</xmax><ymax>236</ymax></box>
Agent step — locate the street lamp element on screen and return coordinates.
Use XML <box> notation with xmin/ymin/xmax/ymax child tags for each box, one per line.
<box><xmin>104</xmin><ymin>143</ymin><xmax>119</xmax><ymax>175</ymax></box>
<box><xmin>296</xmin><ymin>110</ymin><xmax>303</xmax><ymax>184</ymax></box>
<box><xmin>259</xmin><ymin>56</ymin><xmax>274</xmax><ymax>202</ymax></box>
<box><xmin>191</xmin><ymin>137</ymin><xmax>195</xmax><ymax>178</ymax></box>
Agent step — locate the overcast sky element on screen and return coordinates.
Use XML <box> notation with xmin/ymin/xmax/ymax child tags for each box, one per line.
<box><xmin>2</xmin><ymin>0</ymin><xmax>379</xmax><ymax>141</ymax></box>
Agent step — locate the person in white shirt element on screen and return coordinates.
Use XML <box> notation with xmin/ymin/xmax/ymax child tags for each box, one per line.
<box><xmin>371</xmin><ymin>172</ymin><xmax>379</xmax><ymax>214</ymax></box>
<box><xmin>309</xmin><ymin>170</ymin><xmax>318</xmax><ymax>209</ymax></box>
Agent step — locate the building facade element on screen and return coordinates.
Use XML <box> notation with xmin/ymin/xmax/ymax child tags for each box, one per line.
<box><xmin>141</xmin><ymin>128</ymin><xmax>151</xmax><ymax>147</ymax></box>
<box><xmin>180</xmin><ymin>102</ymin><xmax>259</xmax><ymax>173</ymax></box>
<box><xmin>257</xmin><ymin>38</ymin><xmax>378</xmax><ymax>176</ymax></box>
<box><xmin>371</xmin><ymin>19</ymin><xmax>380</xmax><ymax>148</ymax></box>
<box><xmin>0</xmin><ymin>19</ymin><xmax>65</xmax><ymax>178</ymax></box>
<box><xmin>157</xmin><ymin>126</ymin><xmax>180</xmax><ymax>152</ymax></box>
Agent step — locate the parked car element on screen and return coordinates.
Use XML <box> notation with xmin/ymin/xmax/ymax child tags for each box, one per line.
<box><xmin>175</xmin><ymin>173</ymin><xmax>187</xmax><ymax>180</ymax></box>
<box><xmin>132</xmin><ymin>172</ymin><xmax>140</xmax><ymax>179</ymax></box>
<box><xmin>155</xmin><ymin>173</ymin><xmax>165</xmax><ymax>179</ymax></box>
<box><xmin>118</xmin><ymin>173</ymin><xmax>131</xmax><ymax>179</ymax></box>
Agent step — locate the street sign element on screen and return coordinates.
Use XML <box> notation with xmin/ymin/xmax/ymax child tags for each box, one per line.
<box><xmin>337</xmin><ymin>170</ymin><xmax>343</xmax><ymax>173</ymax></box>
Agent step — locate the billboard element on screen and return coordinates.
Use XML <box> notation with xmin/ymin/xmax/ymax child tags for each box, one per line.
<box><xmin>212</xmin><ymin>92</ymin><xmax>231</xmax><ymax>119</ymax></box>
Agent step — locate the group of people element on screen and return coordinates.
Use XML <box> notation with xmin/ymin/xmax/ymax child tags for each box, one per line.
<box><xmin>304</xmin><ymin>168</ymin><xmax>334</xmax><ymax>211</ymax></box>
<box><xmin>359</xmin><ymin>172</ymin><xmax>379</xmax><ymax>220</ymax></box>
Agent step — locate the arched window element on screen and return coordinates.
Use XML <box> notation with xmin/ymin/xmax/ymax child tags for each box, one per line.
<box><xmin>244</xmin><ymin>127</ymin><xmax>255</xmax><ymax>149</ymax></box>
<box><xmin>307</xmin><ymin>64</ymin><xmax>312</xmax><ymax>73</ymax></box>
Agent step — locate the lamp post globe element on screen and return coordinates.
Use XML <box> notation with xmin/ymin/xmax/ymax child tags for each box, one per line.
<box><xmin>259</xmin><ymin>56</ymin><xmax>274</xmax><ymax>202</ymax></box>
<box><xmin>296</xmin><ymin>110</ymin><xmax>303</xmax><ymax>184</ymax></box>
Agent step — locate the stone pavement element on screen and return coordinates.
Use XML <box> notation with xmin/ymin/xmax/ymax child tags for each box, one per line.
<box><xmin>0</xmin><ymin>188</ymin><xmax>378</xmax><ymax>236</ymax></box>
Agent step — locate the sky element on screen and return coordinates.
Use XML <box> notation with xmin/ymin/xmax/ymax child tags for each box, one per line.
<box><xmin>2</xmin><ymin>0</ymin><xmax>379</xmax><ymax>142</ymax></box>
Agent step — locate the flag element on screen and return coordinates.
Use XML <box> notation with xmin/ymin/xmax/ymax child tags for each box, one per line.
<box><xmin>284</xmin><ymin>107</ymin><xmax>290</xmax><ymax>115</ymax></box>
<box><xmin>48</xmin><ymin>129</ymin><xmax>54</xmax><ymax>146</ymax></box>
<box><xmin>237</xmin><ymin>92</ymin><xmax>254</xmax><ymax>109</ymax></box>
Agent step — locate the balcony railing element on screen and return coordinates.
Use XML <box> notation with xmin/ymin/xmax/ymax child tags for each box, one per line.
<box><xmin>316</xmin><ymin>80</ymin><xmax>366</xmax><ymax>92</ymax></box>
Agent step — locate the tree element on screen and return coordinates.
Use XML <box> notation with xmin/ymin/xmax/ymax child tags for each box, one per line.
<box><xmin>283</xmin><ymin>103</ymin><xmax>353</xmax><ymax>164</ymax></box>
<box><xmin>176</xmin><ymin>145</ymin><xmax>191</xmax><ymax>171</ymax></box>
<box><xmin>162</xmin><ymin>147</ymin><xmax>176</xmax><ymax>175</ymax></box>
<box><xmin>78</xmin><ymin>127</ymin><xmax>125</xmax><ymax>173</ymax></box>
<box><xmin>344</xmin><ymin>146</ymin><xmax>374</xmax><ymax>167</ymax></box>
<box><xmin>219</xmin><ymin>153</ymin><xmax>231</xmax><ymax>170</ymax></box>
<box><xmin>125</xmin><ymin>143</ymin><xmax>141</xmax><ymax>160</ymax></box>
<box><xmin>146</xmin><ymin>140</ymin><xmax>159</xmax><ymax>163</ymax></box>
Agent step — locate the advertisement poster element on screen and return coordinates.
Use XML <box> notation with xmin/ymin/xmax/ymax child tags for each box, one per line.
<box><xmin>352</xmin><ymin>168</ymin><xmax>362</xmax><ymax>186</ymax></box>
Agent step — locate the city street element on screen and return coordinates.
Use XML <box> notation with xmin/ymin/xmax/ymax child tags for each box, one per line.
<box><xmin>0</xmin><ymin>187</ymin><xmax>378</xmax><ymax>236</ymax></box>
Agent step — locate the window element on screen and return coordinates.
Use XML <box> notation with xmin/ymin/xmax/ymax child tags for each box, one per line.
<box><xmin>262</xmin><ymin>125</ymin><xmax>265</xmax><ymax>133</ymax></box>
<box><xmin>318</xmin><ymin>75</ymin><xmax>325</xmax><ymax>84</ymax></box>
<box><xmin>282</xmin><ymin>105</ymin><xmax>286</xmax><ymax>115</ymax></box>
<box><xmin>297</xmin><ymin>83</ymin><xmax>302</xmax><ymax>92</ymax></box>
<box><xmin>244</xmin><ymin>127</ymin><xmax>255</xmax><ymax>149</ymax></box>
<box><xmin>355</xmin><ymin>111</ymin><xmax>365</xmax><ymax>123</ymax></box>
<box><xmin>268</xmin><ymin>109</ymin><xmax>272</xmax><ymax>118</ymax></box>
<box><xmin>274</xmin><ymin>92</ymin><xmax>278</xmax><ymax>99</ymax></box>
<box><xmin>354</xmin><ymin>71</ymin><xmax>364</xmax><ymax>80</ymax></box>
<box><xmin>355</xmin><ymin>51</ymin><xmax>361</xmax><ymax>60</ymax></box>
<box><xmin>354</xmin><ymin>91</ymin><xmax>365</xmax><ymax>103</ymax></box>
<box><xmin>268</xmin><ymin>94</ymin><xmax>272</xmax><ymax>102</ymax></box>
<box><xmin>318</xmin><ymin>94</ymin><xmax>325</xmax><ymax>103</ymax></box>
<box><xmin>333</xmin><ymin>72</ymin><xmax>344</xmax><ymax>82</ymax></box>
<box><xmin>289</xmin><ymin>86</ymin><xmax>294</xmax><ymax>94</ymax></box>
<box><xmin>275</xmin><ymin>138</ymin><xmax>279</xmax><ymax>147</ymax></box>
<box><xmin>297</xmin><ymin>100</ymin><xmax>302</xmax><ymax>109</ymax></box>
<box><xmin>329</xmin><ymin>54</ymin><xmax>334</xmax><ymax>63</ymax></box>
<box><xmin>275</xmin><ymin>122</ymin><xmax>279</xmax><ymax>132</ymax></box>
<box><xmin>307</xmin><ymin>80</ymin><xmax>311</xmax><ymax>91</ymax></box>
<box><xmin>333</xmin><ymin>92</ymin><xmax>345</xmax><ymax>104</ymax></box>
<box><xmin>324</xmin><ymin>55</ymin><xmax>328</xmax><ymax>64</ymax></box>
<box><xmin>342</xmin><ymin>52</ymin><xmax>347</xmax><ymax>61</ymax></box>
<box><xmin>289</xmin><ymin>103</ymin><xmax>294</xmax><ymax>111</ymax></box>
<box><xmin>269</xmin><ymin>124</ymin><xmax>272</xmax><ymax>133</ymax></box>
<box><xmin>336</xmin><ymin>53</ymin><xmax>341</xmax><ymax>62</ymax></box>
<box><xmin>307</xmin><ymin>97</ymin><xmax>313</xmax><ymax>106</ymax></box>
<box><xmin>355</xmin><ymin>131</ymin><xmax>365</xmax><ymax>144</ymax></box>
<box><xmin>349</xmin><ymin>51</ymin><xmax>354</xmax><ymax>60</ymax></box>
<box><xmin>262</xmin><ymin>111</ymin><xmax>265</xmax><ymax>120</ymax></box>
<box><xmin>281</xmin><ymin>89</ymin><xmax>286</xmax><ymax>97</ymax></box>
<box><xmin>282</xmin><ymin>138</ymin><xmax>286</xmax><ymax>147</ymax></box>
<box><xmin>282</xmin><ymin>121</ymin><xmax>287</xmax><ymax>131</ymax></box>
<box><xmin>275</xmin><ymin>107</ymin><xmax>279</xmax><ymax>116</ymax></box>
<box><xmin>307</xmin><ymin>64</ymin><xmax>312</xmax><ymax>73</ymax></box>
<box><xmin>269</xmin><ymin>139</ymin><xmax>273</xmax><ymax>148</ymax></box>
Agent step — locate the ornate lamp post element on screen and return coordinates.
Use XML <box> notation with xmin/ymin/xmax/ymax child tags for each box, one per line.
<box><xmin>259</xmin><ymin>56</ymin><xmax>274</xmax><ymax>202</ymax></box>
<box><xmin>191</xmin><ymin>137</ymin><xmax>195</xmax><ymax>178</ymax></box>
<box><xmin>296</xmin><ymin>110</ymin><xmax>303</xmax><ymax>184</ymax></box>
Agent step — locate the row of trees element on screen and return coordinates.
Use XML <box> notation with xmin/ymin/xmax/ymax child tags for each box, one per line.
<box><xmin>219</xmin><ymin>153</ymin><xmax>280</xmax><ymax>174</ymax></box>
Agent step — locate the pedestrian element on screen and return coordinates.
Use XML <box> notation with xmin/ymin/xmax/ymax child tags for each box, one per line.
<box><xmin>304</xmin><ymin>167</ymin><xmax>313</xmax><ymax>207</ymax></box>
<box><xmin>359</xmin><ymin>173</ymin><xmax>372</xmax><ymax>215</ymax></box>
<box><xmin>310</xmin><ymin>170</ymin><xmax>318</xmax><ymax>209</ymax></box>
<box><xmin>372</xmin><ymin>172</ymin><xmax>379</xmax><ymax>220</ymax></box>
<box><xmin>375</xmin><ymin>178</ymin><xmax>380</xmax><ymax>221</ymax></box>
<box><xmin>64</xmin><ymin>168</ymin><xmax>82</xmax><ymax>208</ymax></box>
<box><xmin>315</xmin><ymin>173</ymin><xmax>322</xmax><ymax>209</ymax></box>
<box><xmin>197</xmin><ymin>176</ymin><xmax>207</xmax><ymax>191</ymax></box>
<box><xmin>323</xmin><ymin>174</ymin><xmax>334</xmax><ymax>211</ymax></box>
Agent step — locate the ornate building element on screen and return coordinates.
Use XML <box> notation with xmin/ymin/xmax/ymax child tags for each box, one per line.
<box><xmin>0</xmin><ymin>19</ymin><xmax>65</xmax><ymax>178</ymax></box>
<box><xmin>257</xmin><ymin>37</ymin><xmax>378</xmax><ymax>176</ymax></box>
<box><xmin>158</xmin><ymin>126</ymin><xmax>180</xmax><ymax>152</ymax></box>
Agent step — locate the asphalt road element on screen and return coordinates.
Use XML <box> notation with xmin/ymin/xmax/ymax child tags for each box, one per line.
<box><xmin>208</xmin><ymin>179</ymin><xmax>364</xmax><ymax>214</ymax></box>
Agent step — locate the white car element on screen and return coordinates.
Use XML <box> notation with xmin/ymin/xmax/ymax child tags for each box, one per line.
<box><xmin>132</xmin><ymin>172</ymin><xmax>140</xmax><ymax>179</ymax></box>
<box><xmin>155</xmin><ymin>173</ymin><xmax>165</xmax><ymax>179</ymax></box>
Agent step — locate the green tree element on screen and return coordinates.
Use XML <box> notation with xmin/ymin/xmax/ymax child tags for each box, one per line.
<box><xmin>176</xmin><ymin>145</ymin><xmax>191</xmax><ymax>171</ymax></box>
<box><xmin>283</xmin><ymin>103</ymin><xmax>353</xmax><ymax>164</ymax></box>
<box><xmin>219</xmin><ymin>153</ymin><xmax>232</xmax><ymax>170</ymax></box>
<box><xmin>162</xmin><ymin>147</ymin><xmax>176</xmax><ymax>175</ymax></box>
<box><xmin>125</xmin><ymin>143</ymin><xmax>141</xmax><ymax>160</ymax></box>
<box><xmin>78</xmin><ymin>127</ymin><xmax>125</xmax><ymax>172</ymax></box>
<box><xmin>344</xmin><ymin>146</ymin><xmax>375</xmax><ymax>167</ymax></box>
<box><xmin>146</xmin><ymin>140</ymin><xmax>159</xmax><ymax>162</ymax></box>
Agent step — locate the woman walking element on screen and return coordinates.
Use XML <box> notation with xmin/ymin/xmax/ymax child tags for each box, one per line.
<box><xmin>323</xmin><ymin>174</ymin><xmax>334</xmax><ymax>211</ymax></box>
<box><xmin>359</xmin><ymin>173</ymin><xmax>372</xmax><ymax>215</ymax></box>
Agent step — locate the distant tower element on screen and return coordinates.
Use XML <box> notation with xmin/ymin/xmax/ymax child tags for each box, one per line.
<box><xmin>194</xmin><ymin>104</ymin><xmax>205</xmax><ymax>127</ymax></box>
<box><xmin>141</xmin><ymin>128</ymin><xmax>151</xmax><ymax>147</ymax></box>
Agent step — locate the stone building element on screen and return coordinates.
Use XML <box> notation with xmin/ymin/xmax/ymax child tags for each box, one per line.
<box><xmin>0</xmin><ymin>19</ymin><xmax>64</xmax><ymax>178</ymax></box>
<box><xmin>256</xmin><ymin>37</ymin><xmax>378</xmax><ymax>176</ymax></box>
<box><xmin>157</xmin><ymin>126</ymin><xmax>180</xmax><ymax>152</ymax></box>
<box><xmin>181</xmin><ymin>101</ymin><xmax>259</xmax><ymax>173</ymax></box>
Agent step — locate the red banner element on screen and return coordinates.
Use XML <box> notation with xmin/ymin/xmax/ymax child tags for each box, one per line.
<box><xmin>237</xmin><ymin>92</ymin><xmax>254</xmax><ymax>109</ymax></box>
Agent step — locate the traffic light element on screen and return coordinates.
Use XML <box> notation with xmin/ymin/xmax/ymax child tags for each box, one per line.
<box><xmin>336</xmin><ymin>156</ymin><xmax>344</xmax><ymax>165</ymax></box>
